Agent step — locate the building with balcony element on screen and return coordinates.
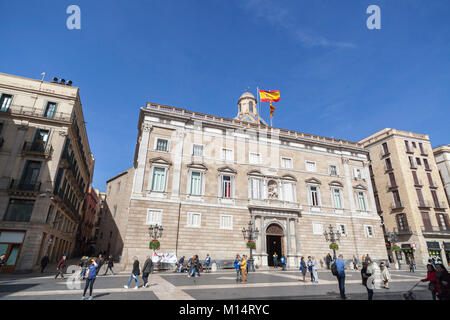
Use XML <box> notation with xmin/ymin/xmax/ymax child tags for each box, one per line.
<box><xmin>76</xmin><ymin>186</ymin><xmax>100</xmax><ymax>256</ymax></box>
<box><xmin>360</xmin><ymin>129</ymin><xmax>450</xmax><ymax>267</ymax></box>
<box><xmin>433</xmin><ymin>145</ymin><xmax>450</xmax><ymax>207</ymax></box>
<box><xmin>0</xmin><ymin>72</ymin><xmax>94</xmax><ymax>273</ymax></box>
<box><xmin>113</xmin><ymin>92</ymin><xmax>387</xmax><ymax>270</ymax></box>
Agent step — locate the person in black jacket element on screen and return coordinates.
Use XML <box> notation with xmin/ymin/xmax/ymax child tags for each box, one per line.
<box><xmin>97</xmin><ymin>254</ymin><xmax>105</xmax><ymax>273</ymax></box>
<box><xmin>436</xmin><ymin>264</ymin><xmax>450</xmax><ymax>300</ymax></box>
<box><xmin>142</xmin><ymin>256</ymin><xmax>153</xmax><ymax>288</ymax></box>
<box><xmin>40</xmin><ymin>255</ymin><xmax>49</xmax><ymax>273</ymax></box>
<box><xmin>103</xmin><ymin>255</ymin><xmax>115</xmax><ymax>275</ymax></box>
<box><xmin>124</xmin><ymin>256</ymin><xmax>140</xmax><ymax>289</ymax></box>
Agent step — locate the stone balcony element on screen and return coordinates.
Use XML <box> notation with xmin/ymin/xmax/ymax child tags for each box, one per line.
<box><xmin>247</xmin><ymin>199</ymin><xmax>302</xmax><ymax>213</ymax></box>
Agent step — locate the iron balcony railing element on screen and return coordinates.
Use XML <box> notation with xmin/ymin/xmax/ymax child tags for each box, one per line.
<box><xmin>1</xmin><ymin>104</ymin><xmax>73</xmax><ymax>122</ymax></box>
<box><xmin>393</xmin><ymin>227</ymin><xmax>413</xmax><ymax>235</ymax></box>
<box><xmin>8</xmin><ymin>178</ymin><xmax>41</xmax><ymax>192</ymax></box>
<box><xmin>22</xmin><ymin>141</ymin><xmax>53</xmax><ymax>157</ymax></box>
<box><xmin>417</xmin><ymin>200</ymin><xmax>432</xmax><ymax>208</ymax></box>
<box><xmin>422</xmin><ymin>226</ymin><xmax>450</xmax><ymax>234</ymax></box>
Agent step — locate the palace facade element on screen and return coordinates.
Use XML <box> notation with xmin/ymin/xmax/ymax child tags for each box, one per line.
<box><xmin>114</xmin><ymin>92</ymin><xmax>387</xmax><ymax>269</ymax></box>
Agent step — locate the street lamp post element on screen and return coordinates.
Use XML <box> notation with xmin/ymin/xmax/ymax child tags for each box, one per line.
<box><xmin>149</xmin><ymin>224</ymin><xmax>164</xmax><ymax>259</ymax></box>
<box><xmin>323</xmin><ymin>224</ymin><xmax>341</xmax><ymax>259</ymax></box>
<box><xmin>242</xmin><ymin>220</ymin><xmax>259</xmax><ymax>272</ymax></box>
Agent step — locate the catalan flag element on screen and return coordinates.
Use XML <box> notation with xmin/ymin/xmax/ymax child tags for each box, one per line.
<box><xmin>259</xmin><ymin>90</ymin><xmax>280</xmax><ymax>102</ymax></box>
<box><xmin>270</xmin><ymin>101</ymin><xmax>276</xmax><ymax>119</ymax></box>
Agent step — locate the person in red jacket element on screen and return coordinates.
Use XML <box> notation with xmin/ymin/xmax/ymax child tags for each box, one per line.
<box><xmin>421</xmin><ymin>264</ymin><xmax>439</xmax><ymax>300</ymax></box>
<box><xmin>55</xmin><ymin>255</ymin><xmax>67</xmax><ymax>280</ymax></box>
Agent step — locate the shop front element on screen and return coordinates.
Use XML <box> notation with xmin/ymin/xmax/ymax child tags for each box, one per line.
<box><xmin>0</xmin><ymin>230</ymin><xmax>26</xmax><ymax>273</ymax></box>
<box><xmin>401</xmin><ymin>244</ymin><xmax>415</xmax><ymax>263</ymax></box>
<box><xmin>426</xmin><ymin>241</ymin><xmax>443</xmax><ymax>263</ymax></box>
<box><xmin>444</xmin><ymin>242</ymin><xmax>450</xmax><ymax>266</ymax></box>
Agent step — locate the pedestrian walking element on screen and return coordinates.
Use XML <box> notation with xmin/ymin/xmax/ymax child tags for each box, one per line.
<box><xmin>273</xmin><ymin>252</ymin><xmax>278</xmax><ymax>269</ymax></box>
<box><xmin>311</xmin><ymin>256</ymin><xmax>318</xmax><ymax>283</ymax></box>
<box><xmin>435</xmin><ymin>264</ymin><xmax>450</xmax><ymax>300</ymax></box>
<box><xmin>240</xmin><ymin>255</ymin><xmax>248</xmax><ymax>283</ymax></box>
<box><xmin>234</xmin><ymin>254</ymin><xmax>242</xmax><ymax>282</ymax></box>
<box><xmin>299</xmin><ymin>256</ymin><xmax>307</xmax><ymax>281</ymax></box>
<box><xmin>409</xmin><ymin>257</ymin><xmax>416</xmax><ymax>273</ymax></box>
<box><xmin>142</xmin><ymin>255</ymin><xmax>153</xmax><ymax>287</ymax></box>
<box><xmin>307</xmin><ymin>256</ymin><xmax>313</xmax><ymax>282</ymax></box>
<box><xmin>333</xmin><ymin>254</ymin><xmax>347</xmax><ymax>299</ymax></box>
<box><xmin>325</xmin><ymin>253</ymin><xmax>332</xmax><ymax>270</ymax></box>
<box><xmin>421</xmin><ymin>264</ymin><xmax>439</xmax><ymax>300</ymax></box>
<box><xmin>79</xmin><ymin>256</ymin><xmax>89</xmax><ymax>279</ymax></box>
<box><xmin>40</xmin><ymin>255</ymin><xmax>49</xmax><ymax>273</ymax></box>
<box><xmin>55</xmin><ymin>255</ymin><xmax>67</xmax><ymax>280</ymax></box>
<box><xmin>380</xmin><ymin>261</ymin><xmax>391</xmax><ymax>289</ymax></box>
<box><xmin>204</xmin><ymin>254</ymin><xmax>211</xmax><ymax>273</ymax></box>
<box><xmin>189</xmin><ymin>255</ymin><xmax>200</xmax><ymax>277</ymax></box>
<box><xmin>81</xmin><ymin>258</ymin><xmax>97</xmax><ymax>300</ymax></box>
<box><xmin>361</xmin><ymin>255</ymin><xmax>366</xmax><ymax>265</ymax></box>
<box><xmin>362</xmin><ymin>258</ymin><xmax>375</xmax><ymax>300</ymax></box>
<box><xmin>97</xmin><ymin>254</ymin><xmax>105</xmax><ymax>274</ymax></box>
<box><xmin>124</xmin><ymin>256</ymin><xmax>140</xmax><ymax>289</ymax></box>
<box><xmin>103</xmin><ymin>255</ymin><xmax>115</xmax><ymax>275</ymax></box>
<box><xmin>280</xmin><ymin>255</ymin><xmax>287</xmax><ymax>271</ymax></box>
<box><xmin>352</xmin><ymin>255</ymin><xmax>359</xmax><ymax>271</ymax></box>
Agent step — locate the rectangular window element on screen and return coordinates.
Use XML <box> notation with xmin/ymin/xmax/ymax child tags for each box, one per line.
<box><xmin>421</xmin><ymin>211</ymin><xmax>432</xmax><ymax>230</ymax></box>
<box><xmin>192</xmin><ymin>144</ymin><xmax>204</xmax><ymax>156</ymax></box>
<box><xmin>419</xmin><ymin>143</ymin><xmax>426</xmax><ymax>155</ymax></box>
<box><xmin>312</xmin><ymin>222</ymin><xmax>323</xmax><ymax>235</ymax></box>
<box><xmin>427</xmin><ymin>172</ymin><xmax>434</xmax><ymax>186</ymax></box>
<box><xmin>431</xmin><ymin>190</ymin><xmax>439</xmax><ymax>207</ymax></box>
<box><xmin>45</xmin><ymin>205</ymin><xmax>54</xmax><ymax>224</ymax></box>
<box><xmin>222</xmin><ymin>175</ymin><xmax>232</xmax><ymax>198</ymax></box>
<box><xmin>329</xmin><ymin>165</ymin><xmax>337</xmax><ymax>176</ymax></box>
<box><xmin>393</xmin><ymin>190</ymin><xmax>402</xmax><ymax>208</ymax></box>
<box><xmin>385</xmin><ymin>158</ymin><xmax>392</xmax><ymax>170</ymax></box>
<box><xmin>3</xmin><ymin>199</ymin><xmax>35</xmax><ymax>222</ymax></box>
<box><xmin>309</xmin><ymin>186</ymin><xmax>320</xmax><ymax>206</ymax></box>
<box><xmin>156</xmin><ymin>139</ymin><xmax>169</xmax><ymax>152</ymax></box>
<box><xmin>357</xmin><ymin>191</ymin><xmax>367</xmax><ymax>211</ymax></box>
<box><xmin>187</xmin><ymin>212</ymin><xmax>201</xmax><ymax>228</ymax></box>
<box><xmin>250</xmin><ymin>178</ymin><xmax>262</xmax><ymax>199</ymax></box>
<box><xmin>249</xmin><ymin>152</ymin><xmax>261</xmax><ymax>165</ymax></box>
<box><xmin>333</xmin><ymin>188</ymin><xmax>343</xmax><ymax>209</ymax></box>
<box><xmin>382</xmin><ymin>142</ymin><xmax>389</xmax><ymax>155</ymax></box>
<box><xmin>146</xmin><ymin>209</ymin><xmax>162</xmax><ymax>225</ymax></box>
<box><xmin>408</xmin><ymin>156</ymin><xmax>416</xmax><ymax>168</ymax></box>
<box><xmin>281</xmin><ymin>157</ymin><xmax>293</xmax><ymax>169</ymax></box>
<box><xmin>412</xmin><ymin>171</ymin><xmax>420</xmax><ymax>185</ymax></box>
<box><xmin>412</xmin><ymin>142</ymin><xmax>417</xmax><ymax>148</ymax></box>
<box><xmin>190</xmin><ymin>172</ymin><xmax>202</xmax><ymax>195</ymax></box>
<box><xmin>43</xmin><ymin>102</ymin><xmax>57</xmax><ymax>118</ymax></box>
<box><xmin>306</xmin><ymin>161</ymin><xmax>316</xmax><ymax>172</ymax></box>
<box><xmin>396</xmin><ymin>213</ymin><xmax>408</xmax><ymax>231</ymax></box>
<box><xmin>222</xmin><ymin>148</ymin><xmax>233</xmax><ymax>161</ymax></box>
<box><xmin>20</xmin><ymin>160</ymin><xmax>42</xmax><ymax>190</ymax></box>
<box><xmin>0</xmin><ymin>94</ymin><xmax>13</xmax><ymax>111</ymax></box>
<box><xmin>405</xmin><ymin>140</ymin><xmax>412</xmax><ymax>153</ymax></box>
<box><xmin>337</xmin><ymin>224</ymin><xmax>347</xmax><ymax>237</ymax></box>
<box><xmin>365</xmin><ymin>225</ymin><xmax>374</xmax><ymax>237</ymax></box>
<box><xmin>423</xmin><ymin>158</ymin><xmax>430</xmax><ymax>170</ymax></box>
<box><xmin>282</xmin><ymin>182</ymin><xmax>294</xmax><ymax>202</ymax></box>
<box><xmin>416</xmin><ymin>158</ymin><xmax>421</xmax><ymax>166</ymax></box>
<box><xmin>151</xmin><ymin>167</ymin><xmax>166</xmax><ymax>192</ymax></box>
<box><xmin>220</xmin><ymin>215</ymin><xmax>233</xmax><ymax>230</ymax></box>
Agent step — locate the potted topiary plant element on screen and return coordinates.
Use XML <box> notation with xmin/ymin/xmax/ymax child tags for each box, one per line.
<box><xmin>149</xmin><ymin>239</ymin><xmax>160</xmax><ymax>250</ymax></box>
<box><xmin>246</xmin><ymin>240</ymin><xmax>256</xmax><ymax>250</ymax></box>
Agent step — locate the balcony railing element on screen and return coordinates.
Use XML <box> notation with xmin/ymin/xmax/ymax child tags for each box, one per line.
<box><xmin>387</xmin><ymin>183</ymin><xmax>398</xmax><ymax>191</ymax></box>
<box><xmin>393</xmin><ymin>227</ymin><xmax>413</xmax><ymax>235</ymax></box>
<box><xmin>434</xmin><ymin>201</ymin><xmax>448</xmax><ymax>210</ymax></box>
<box><xmin>424</xmin><ymin>164</ymin><xmax>432</xmax><ymax>171</ymax></box>
<box><xmin>384</xmin><ymin>164</ymin><xmax>394</xmax><ymax>172</ymax></box>
<box><xmin>22</xmin><ymin>141</ymin><xmax>53</xmax><ymax>158</ymax></box>
<box><xmin>8</xmin><ymin>179</ymin><xmax>41</xmax><ymax>193</ymax></box>
<box><xmin>248</xmin><ymin>199</ymin><xmax>301</xmax><ymax>212</ymax></box>
<box><xmin>380</xmin><ymin>150</ymin><xmax>390</xmax><ymax>159</ymax></box>
<box><xmin>418</xmin><ymin>200</ymin><xmax>432</xmax><ymax>208</ymax></box>
<box><xmin>421</xmin><ymin>226</ymin><xmax>450</xmax><ymax>235</ymax></box>
<box><xmin>1</xmin><ymin>104</ymin><xmax>73</xmax><ymax>122</ymax></box>
<box><xmin>391</xmin><ymin>201</ymin><xmax>404</xmax><ymax>210</ymax></box>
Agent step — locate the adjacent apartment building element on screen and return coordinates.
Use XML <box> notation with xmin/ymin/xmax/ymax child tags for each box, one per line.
<box><xmin>433</xmin><ymin>145</ymin><xmax>450</xmax><ymax>207</ymax></box>
<box><xmin>0</xmin><ymin>72</ymin><xmax>94</xmax><ymax>273</ymax></box>
<box><xmin>112</xmin><ymin>92</ymin><xmax>387</xmax><ymax>269</ymax></box>
<box><xmin>360</xmin><ymin>129</ymin><xmax>450</xmax><ymax>267</ymax></box>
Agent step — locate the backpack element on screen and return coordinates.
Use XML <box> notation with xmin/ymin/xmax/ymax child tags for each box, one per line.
<box><xmin>331</xmin><ymin>261</ymin><xmax>338</xmax><ymax>276</ymax></box>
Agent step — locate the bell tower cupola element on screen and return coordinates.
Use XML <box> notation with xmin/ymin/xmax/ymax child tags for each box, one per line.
<box><xmin>235</xmin><ymin>92</ymin><xmax>267</xmax><ymax>125</ymax></box>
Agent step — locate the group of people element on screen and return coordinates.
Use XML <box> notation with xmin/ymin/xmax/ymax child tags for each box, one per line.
<box><xmin>234</xmin><ymin>254</ymin><xmax>249</xmax><ymax>283</ymax></box>
<box><xmin>272</xmin><ymin>253</ymin><xmax>287</xmax><ymax>271</ymax></box>
<box><xmin>177</xmin><ymin>254</ymin><xmax>212</xmax><ymax>276</ymax></box>
<box><xmin>299</xmin><ymin>256</ymin><xmax>319</xmax><ymax>283</ymax></box>
<box><xmin>421</xmin><ymin>261</ymin><xmax>450</xmax><ymax>300</ymax></box>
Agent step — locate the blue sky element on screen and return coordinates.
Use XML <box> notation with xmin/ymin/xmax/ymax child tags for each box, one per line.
<box><xmin>1</xmin><ymin>0</ymin><xmax>449</xmax><ymax>191</ymax></box>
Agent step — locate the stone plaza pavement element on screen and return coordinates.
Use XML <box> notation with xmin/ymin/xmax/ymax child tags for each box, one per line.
<box><xmin>0</xmin><ymin>268</ymin><xmax>433</xmax><ymax>300</ymax></box>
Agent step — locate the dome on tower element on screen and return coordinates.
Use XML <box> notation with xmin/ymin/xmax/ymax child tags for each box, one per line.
<box><xmin>235</xmin><ymin>91</ymin><xmax>267</xmax><ymax>126</ymax></box>
<box><xmin>238</xmin><ymin>92</ymin><xmax>256</xmax><ymax>101</ymax></box>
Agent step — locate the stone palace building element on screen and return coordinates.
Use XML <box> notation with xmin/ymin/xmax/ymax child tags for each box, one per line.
<box><xmin>112</xmin><ymin>92</ymin><xmax>388</xmax><ymax>269</ymax></box>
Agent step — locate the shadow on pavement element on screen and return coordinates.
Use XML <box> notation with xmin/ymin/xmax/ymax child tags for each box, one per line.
<box><xmin>0</xmin><ymin>283</ymin><xmax>40</xmax><ymax>297</ymax></box>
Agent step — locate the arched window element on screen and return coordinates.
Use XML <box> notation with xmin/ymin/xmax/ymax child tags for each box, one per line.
<box><xmin>249</xmin><ymin>101</ymin><xmax>254</xmax><ymax>113</ymax></box>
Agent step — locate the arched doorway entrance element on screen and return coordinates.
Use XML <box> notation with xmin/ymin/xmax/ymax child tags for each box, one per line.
<box><xmin>266</xmin><ymin>224</ymin><xmax>284</xmax><ymax>267</ymax></box>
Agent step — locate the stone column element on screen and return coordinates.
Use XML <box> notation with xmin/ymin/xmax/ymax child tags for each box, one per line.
<box><xmin>342</xmin><ymin>158</ymin><xmax>356</xmax><ymax>212</ymax></box>
<box><xmin>363</xmin><ymin>160</ymin><xmax>377</xmax><ymax>215</ymax></box>
<box><xmin>132</xmin><ymin>123</ymin><xmax>152</xmax><ymax>194</ymax></box>
<box><xmin>261</xmin><ymin>216</ymin><xmax>268</xmax><ymax>267</ymax></box>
